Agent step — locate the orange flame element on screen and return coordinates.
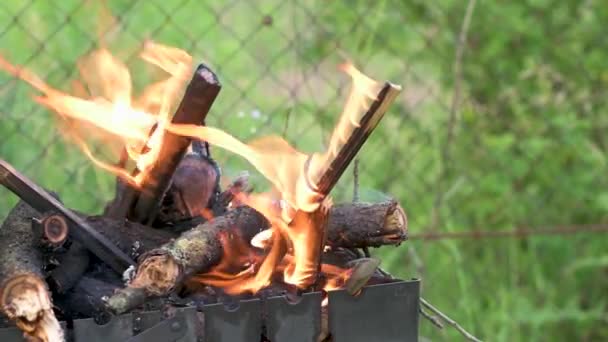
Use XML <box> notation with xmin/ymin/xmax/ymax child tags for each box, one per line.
<box><xmin>0</xmin><ymin>41</ymin><xmax>192</xmax><ymax>186</ymax></box>
<box><xmin>0</xmin><ymin>40</ymin><xmax>386</xmax><ymax>295</ymax></box>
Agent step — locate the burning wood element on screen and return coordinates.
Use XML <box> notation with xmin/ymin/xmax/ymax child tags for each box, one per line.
<box><xmin>253</xmin><ymin>200</ymin><xmax>408</xmax><ymax>249</ymax></box>
<box><xmin>105</xmin><ymin>200</ymin><xmax>406</xmax><ymax>314</ymax></box>
<box><xmin>129</xmin><ymin>65</ymin><xmax>221</xmax><ymax>225</ymax></box>
<box><xmin>0</xmin><ymin>40</ymin><xmax>410</xmax><ymax>340</ymax></box>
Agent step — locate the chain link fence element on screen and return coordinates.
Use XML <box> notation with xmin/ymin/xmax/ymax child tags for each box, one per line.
<box><xmin>0</xmin><ymin>1</ymin><xmax>607</xmax><ymax>340</ymax></box>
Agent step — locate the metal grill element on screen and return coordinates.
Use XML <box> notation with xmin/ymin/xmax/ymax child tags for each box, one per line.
<box><xmin>0</xmin><ymin>280</ymin><xmax>420</xmax><ymax>342</ymax></box>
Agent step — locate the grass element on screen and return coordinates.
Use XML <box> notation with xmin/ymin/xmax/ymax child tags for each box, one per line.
<box><xmin>0</xmin><ymin>1</ymin><xmax>607</xmax><ymax>341</ymax></box>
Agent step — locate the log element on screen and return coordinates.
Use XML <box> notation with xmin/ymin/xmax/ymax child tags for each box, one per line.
<box><xmin>106</xmin><ymin>201</ymin><xmax>406</xmax><ymax>314</ymax></box>
<box><xmin>47</xmin><ymin>242</ymin><xmax>90</xmax><ymax>295</ymax></box>
<box><xmin>31</xmin><ymin>213</ymin><xmax>69</xmax><ymax>248</ymax></box>
<box><xmin>287</xmin><ymin>75</ymin><xmax>401</xmax><ymax>289</ymax></box>
<box><xmin>0</xmin><ymin>159</ymin><xmax>135</xmax><ymax>273</ymax></box>
<box><xmin>84</xmin><ymin>215</ymin><xmax>177</xmax><ymax>259</ymax></box>
<box><xmin>55</xmin><ymin>276</ymin><xmax>121</xmax><ymax>320</ymax></box>
<box><xmin>325</xmin><ymin>200</ymin><xmax>407</xmax><ymax>248</ymax></box>
<box><xmin>305</xmin><ymin>79</ymin><xmax>402</xmax><ymax>198</ymax></box>
<box><xmin>106</xmin><ymin>206</ymin><xmax>268</xmax><ymax>314</ymax></box>
<box><xmin>156</xmin><ymin>142</ymin><xmax>221</xmax><ymax>226</ymax></box>
<box><xmin>0</xmin><ymin>201</ymin><xmax>63</xmax><ymax>342</ymax></box>
<box><xmin>252</xmin><ymin>200</ymin><xmax>407</xmax><ymax>249</ymax></box>
<box><xmin>130</xmin><ymin>64</ymin><xmax>222</xmax><ymax>225</ymax></box>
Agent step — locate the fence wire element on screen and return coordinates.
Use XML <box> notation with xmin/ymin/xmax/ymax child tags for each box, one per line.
<box><xmin>0</xmin><ymin>1</ymin><xmax>607</xmax><ymax>341</ymax></box>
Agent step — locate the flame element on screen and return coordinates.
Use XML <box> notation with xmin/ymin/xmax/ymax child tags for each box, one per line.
<box><xmin>172</xmin><ymin>62</ymin><xmax>383</xmax><ymax>293</ymax></box>
<box><xmin>0</xmin><ymin>41</ymin><xmax>192</xmax><ymax>187</ymax></box>
<box><xmin>0</xmin><ymin>39</ymin><xmax>386</xmax><ymax>296</ymax></box>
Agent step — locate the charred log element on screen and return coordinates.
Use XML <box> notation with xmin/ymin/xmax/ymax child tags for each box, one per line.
<box><xmin>47</xmin><ymin>242</ymin><xmax>90</xmax><ymax>295</ymax></box>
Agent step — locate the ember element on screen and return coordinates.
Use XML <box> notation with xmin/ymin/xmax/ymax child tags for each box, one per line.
<box><xmin>0</xmin><ymin>40</ymin><xmax>416</xmax><ymax>342</ymax></box>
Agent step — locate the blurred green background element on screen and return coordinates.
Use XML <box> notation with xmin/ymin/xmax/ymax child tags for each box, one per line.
<box><xmin>1</xmin><ymin>0</ymin><xmax>607</xmax><ymax>340</ymax></box>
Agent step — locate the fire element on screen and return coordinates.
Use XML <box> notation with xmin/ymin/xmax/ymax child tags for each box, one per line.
<box><xmin>0</xmin><ymin>41</ymin><xmax>384</xmax><ymax>295</ymax></box>
<box><xmin>0</xmin><ymin>41</ymin><xmax>192</xmax><ymax>187</ymax></box>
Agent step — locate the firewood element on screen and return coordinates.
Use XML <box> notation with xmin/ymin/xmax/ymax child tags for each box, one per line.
<box><xmin>106</xmin><ymin>206</ymin><xmax>267</xmax><ymax>314</ymax></box>
<box><xmin>287</xmin><ymin>78</ymin><xmax>401</xmax><ymax>289</ymax></box>
<box><xmin>156</xmin><ymin>142</ymin><xmax>221</xmax><ymax>226</ymax></box>
<box><xmin>0</xmin><ymin>159</ymin><xmax>135</xmax><ymax>273</ymax></box>
<box><xmin>305</xmin><ymin>80</ymin><xmax>402</xmax><ymax>199</ymax></box>
<box><xmin>325</xmin><ymin>200</ymin><xmax>407</xmax><ymax>248</ymax></box>
<box><xmin>252</xmin><ymin>200</ymin><xmax>408</xmax><ymax>249</ymax></box>
<box><xmin>47</xmin><ymin>242</ymin><xmax>90</xmax><ymax>295</ymax></box>
<box><xmin>54</xmin><ymin>275</ymin><xmax>121</xmax><ymax>320</ymax></box>
<box><xmin>84</xmin><ymin>215</ymin><xmax>177</xmax><ymax>259</ymax></box>
<box><xmin>106</xmin><ymin>201</ymin><xmax>405</xmax><ymax>314</ymax></box>
<box><xmin>130</xmin><ymin>64</ymin><xmax>222</xmax><ymax>225</ymax></box>
<box><xmin>0</xmin><ymin>201</ymin><xmax>64</xmax><ymax>342</ymax></box>
<box><xmin>31</xmin><ymin>213</ymin><xmax>69</xmax><ymax>249</ymax></box>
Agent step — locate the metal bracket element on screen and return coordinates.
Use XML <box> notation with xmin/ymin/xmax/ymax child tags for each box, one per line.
<box><xmin>128</xmin><ymin>307</ymin><xmax>199</xmax><ymax>342</ymax></box>
<box><xmin>73</xmin><ymin>313</ymin><xmax>133</xmax><ymax>342</ymax></box>
<box><xmin>203</xmin><ymin>298</ymin><xmax>262</xmax><ymax>342</ymax></box>
<box><xmin>265</xmin><ymin>292</ymin><xmax>322</xmax><ymax>342</ymax></box>
<box><xmin>328</xmin><ymin>279</ymin><xmax>420</xmax><ymax>342</ymax></box>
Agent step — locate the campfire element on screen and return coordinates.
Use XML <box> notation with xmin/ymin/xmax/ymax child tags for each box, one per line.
<box><xmin>0</xmin><ymin>42</ymin><xmax>417</xmax><ymax>342</ymax></box>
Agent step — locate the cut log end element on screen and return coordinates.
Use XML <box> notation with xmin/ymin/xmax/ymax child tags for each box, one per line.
<box><xmin>106</xmin><ymin>253</ymin><xmax>181</xmax><ymax>314</ymax></box>
<box><xmin>384</xmin><ymin>202</ymin><xmax>408</xmax><ymax>242</ymax></box>
<box><xmin>129</xmin><ymin>254</ymin><xmax>181</xmax><ymax>296</ymax></box>
<box><xmin>0</xmin><ymin>274</ymin><xmax>63</xmax><ymax>342</ymax></box>
<box><xmin>42</xmin><ymin>215</ymin><xmax>69</xmax><ymax>246</ymax></box>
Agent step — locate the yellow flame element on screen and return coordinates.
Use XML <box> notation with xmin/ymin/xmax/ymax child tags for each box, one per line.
<box><xmin>0</xmin><ymin>41</ymin><xmax>386</xmax><ymax>295</ymax></box>
<box><xmin>0</xmin><ymin>41</ymin><xmax>193</xmax><ymax>186</ymax></box>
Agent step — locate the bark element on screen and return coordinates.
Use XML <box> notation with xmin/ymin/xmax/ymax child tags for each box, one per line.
<box><xmin>106</xmin><ymin>201</ymin><xmax>405</xmax><ymax>314</ymax></box>
<box><xmin>106</xmin><ymin>206</ymin><xmax>267</xmax><ymax>314</ymax></box>
<box><xmin>0</xmin><ymin>201</ymin><xmax>63</xmax><ymax>341</ymax></box>
<box><xmin>325</xmin><ymin>200</ymin><xmax>408</xmax><ymax>248</ymax></box>
<box><xmin>156</xmin><ymin>150</ymin><xmax>220</xmax><ymax>226</ymax></box>
<box><xmin>84</xmin><ymin>215</ymin><xmax>177</xmax><ymax>259</ymax></box>
<box><xmin>252</xmin><ymin>200</ymin><xmax>408</xmax><ymax>249</ymax></box>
